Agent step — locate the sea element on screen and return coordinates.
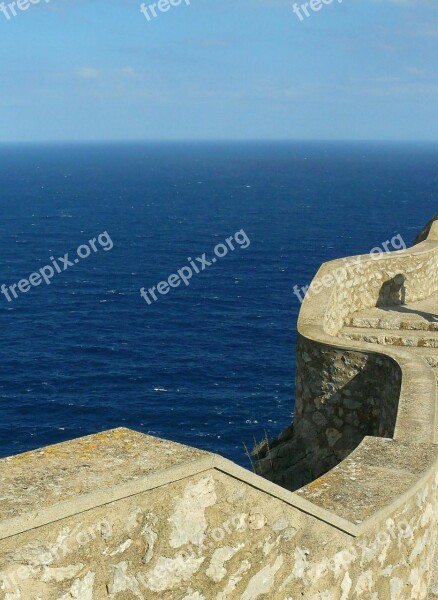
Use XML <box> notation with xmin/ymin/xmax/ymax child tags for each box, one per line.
<box><xmin>0</xmin><ymin>141</ymin><xmax>436</xmax><ymax>467</ymax></box>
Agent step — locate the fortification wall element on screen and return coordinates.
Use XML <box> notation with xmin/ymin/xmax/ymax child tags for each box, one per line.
<box><xmin>0</xmin><ymin>218</ymin><xmax>437</xmax><ymax>600</ymax></box>
<box><xmin>0</xmin><ymin>430</ymin><xmax>436</xmax><ymax>600</ymax></box>
<box><xmin>255</xmin><ymin>219</ymin><xmax>438</xmax><ymax>488</ymax></box>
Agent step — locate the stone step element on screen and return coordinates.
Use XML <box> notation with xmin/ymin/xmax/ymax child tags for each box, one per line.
<box><xmin>340</xmin><ymin>327</ymin><xmax>438</xmax><ymax>348</ymax></box>
<box><xmin>345</xmin><ymin>311</ymin><xmax>438</xmax><ymax>332</ymax></box>
<box><xmin>344</xmin><ymin>291</ymin><xmax>438</xmax><ymax>332</ymax></box>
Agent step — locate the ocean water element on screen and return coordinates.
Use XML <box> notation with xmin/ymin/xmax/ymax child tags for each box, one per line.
<box><xmin>0</xmin><ymin>141</ymin><xmax>436</xmax><ymax>467</ymax></box>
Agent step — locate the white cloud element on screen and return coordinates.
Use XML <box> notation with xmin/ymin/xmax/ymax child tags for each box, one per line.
<box><xmin>75</xmin><ymin>67</ymin><xmax>136</xmax><ymax>80</ymax></box>
<box><xmin>76</xmin><ymin>67</ymin><xmax>100</xmax><ymax>79</ymax></box>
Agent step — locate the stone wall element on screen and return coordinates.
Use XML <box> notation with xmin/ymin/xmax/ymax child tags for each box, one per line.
<box><xmin>1</xmin><ymin>217</ymin><xmax>437</xmax><ymax>600</ymax></box>
<box><xmin>321</xmin><ymin>239</ymin><xmax>438</xmax><ymax>337</ymax></box>
<box><xmin>255</xmin><ymin>220</ymin><xmax>438</xmax><ymax>489</ymax></box>
<box><xmin>0</xmin><ymin>431</ymin><xmax>437</xmax><ymax>600</ymax></box>
<box><xmin>254</xmin><ymin>336</ymin><xmax>402</xmax><ymax>491</ymax></box>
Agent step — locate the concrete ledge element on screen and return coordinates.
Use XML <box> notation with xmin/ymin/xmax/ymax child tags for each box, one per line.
<box><xmin>295</xmin><ymin>437</ymin><xmax>438</xmax><ymax>527</ymax></box>
<box><xmin>1</xmin><ymin>428</ymin><xmax>435</xmax><ymax>544</ymax></box>
<box><xmin>0</xmin><ymin>429</ymin><xmax>213</xmax><ymax>541</ymax></box>
<box><xmin>0</xmin><ymin>429</ymin><xmax>362</xmax><ymax>540</ymax></box>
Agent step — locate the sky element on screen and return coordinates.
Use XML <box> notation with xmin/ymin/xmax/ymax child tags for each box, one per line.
<box><xmin>0</xmin><ymin>0</ymin><xmax>437</xmax><ymax>142</ymax></box>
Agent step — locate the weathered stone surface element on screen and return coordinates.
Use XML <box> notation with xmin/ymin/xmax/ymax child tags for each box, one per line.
<box><xmin>0</xmin><ymin>428</ymin><xmax>210</xmax><ymax>529</ymax></box>
<box><xmin>169</xmin><ymin>476</ymin><xmax>217</xmax><ymax>549</ymax></box>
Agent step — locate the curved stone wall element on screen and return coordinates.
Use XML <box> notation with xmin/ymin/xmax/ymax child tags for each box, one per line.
<box><xmin>320</xmin><ymin>225</ymin><xmax>438</xmax><ymax>337</ymax></box>
<box><xmin>256</xmin><ymin>219</ymin><xmax>438</xmax><ymax>488</ymax></box>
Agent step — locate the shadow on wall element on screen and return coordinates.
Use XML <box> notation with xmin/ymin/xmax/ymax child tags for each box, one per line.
<box><xmin>376</xmin><ymin>275</ymin><xmax>438</xmax><ymax>322</ymax></box>
<box><xmin>376</xmin><ymin>274</ymin><xmax>406</xmax><ymax>307</ymax></box>
<box><xmin>255</xmin><ymin>338</ymin><xmax>402</xmax><ymax>492</ymax></box>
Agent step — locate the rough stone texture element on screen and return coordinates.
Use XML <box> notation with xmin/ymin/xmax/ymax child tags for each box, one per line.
<box><xmin>296</xmin><ymin>437</ymin><xmax>438</xmax><ymax>522</ymax></box>
<box><xmin>253</xmin><ymin>217</ymin><xmax>438</xmax><ymax>597</ymax></box>
<box><xmin>344</xmin><ymin>292</ymin><xmax>438</xmax><ymax>332</ymax></box>
<box><xmin>255</xmin><ymin>219</ymin><xmax>438</xmax><ymax>486</ymax></box>
<box><xmin>321</xmin><ymin>233</ymin><xmax>438</xmax><ymax>338</ymax></box>
<box><xmin>0</xmin><ymin>428</ymin><xmax>209</xmax><ymax>526</ymax></box>
<box><xmin>0</xmin><ymin>467</ymin><xmax>437</xmax><ymax>599</ymax></box>
<box><xmin>255</xmin><ymin>336</ymin><xmax>401</xmax><ymax>491</ymax></box>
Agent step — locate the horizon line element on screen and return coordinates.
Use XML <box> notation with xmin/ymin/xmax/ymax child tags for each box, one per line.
<box><xmin>0</xmin><ymin>138</ymin><xmax>438</xmax><ymax>146</ymax></box>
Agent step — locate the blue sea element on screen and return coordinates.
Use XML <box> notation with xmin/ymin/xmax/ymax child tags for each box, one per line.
<box><xmin>0</xmin><ymin>142</ymin><xmax>436</xmax><ymax>467</ymax></box>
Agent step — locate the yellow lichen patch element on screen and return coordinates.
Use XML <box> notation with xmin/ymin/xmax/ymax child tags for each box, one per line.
<box><xmin>302</xmin><ymin>476</ymin><xmax>332</xmax><ymax>495</ymax></box>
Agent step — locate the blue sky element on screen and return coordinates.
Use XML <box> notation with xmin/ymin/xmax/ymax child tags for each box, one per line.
<box><xmin>0</xmin><ymin>0</ymin><xmax>437</xmax><ymax>142</ymax></box>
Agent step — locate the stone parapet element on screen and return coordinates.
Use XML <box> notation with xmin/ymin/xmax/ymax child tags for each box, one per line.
<box><xmin>1</xmin><ymin>217</ymin><xmax>437</xmax><ymax>599</ymax></box>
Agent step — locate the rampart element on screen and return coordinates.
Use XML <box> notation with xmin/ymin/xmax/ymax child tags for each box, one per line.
<box><xmin>0</xmin><ymin>218</ymin><xmax>437</xmax><ymax>600</ymax></box>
